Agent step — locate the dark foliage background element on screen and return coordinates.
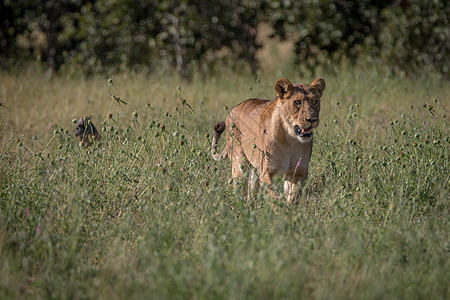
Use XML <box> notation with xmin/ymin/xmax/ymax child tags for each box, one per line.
<box><xmin>1</xmin><ymin>0</ymin><xmax>448</xmax><ymax>76</ymax></box>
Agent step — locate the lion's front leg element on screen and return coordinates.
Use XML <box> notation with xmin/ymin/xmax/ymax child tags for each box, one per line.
<box><xmin>248</xmin><ymin>167</ymin><xmax>260</xmax><ymax>193</ymax></box>
<box><xmin>284</xmin><ymin>179</ymin><xmax>300</xmax><ymax>205</ymax></box>
<box><xmin>259</xmin><ymin>169</ymin><xmax>283</xmax><ymax>200</ymax></box>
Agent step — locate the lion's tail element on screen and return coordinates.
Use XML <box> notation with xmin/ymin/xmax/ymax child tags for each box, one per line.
<box><xmin>211</xmin><ymin>121</ymin><xmax>228</xmax><ymax>161</ymax></box>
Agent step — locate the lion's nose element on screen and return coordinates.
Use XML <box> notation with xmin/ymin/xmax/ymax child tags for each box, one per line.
<box><xmin>306</xmin><ymin>118</ymin><xmax>318</xmax><ymax>123</ymax></box>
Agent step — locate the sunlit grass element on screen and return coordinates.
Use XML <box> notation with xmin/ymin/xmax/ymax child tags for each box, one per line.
<box><xmin>0</xmin><ymin>64</ymin><xmax>449</xmax><ymax>299</ymax></box>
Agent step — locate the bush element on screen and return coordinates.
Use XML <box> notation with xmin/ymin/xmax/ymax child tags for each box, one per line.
<box><xmin>276</xmin><ymin>0</ymin><xmax>449</xmax><ymax>76</ymax></box>
<box><xmin>378</xmin><ymin>0</ymin><xmax>449</xmax><ymax>75</ymax></box>
<box><xmin>1</xmin><ymin>0</ymin><xmax>448</xmax><ymax>76</ymax></box>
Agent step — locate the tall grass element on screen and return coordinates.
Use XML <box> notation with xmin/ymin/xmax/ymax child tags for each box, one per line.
<box><xmin>0</xmin><ymin>64</ymin><xmax>449</xmax><ymax>299</ymax></box>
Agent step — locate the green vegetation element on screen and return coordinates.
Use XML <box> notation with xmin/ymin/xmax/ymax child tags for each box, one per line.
<box><xmin>2</xmin><ymin>1</ymin><xmax>448</xmax><ymax>76</ymax></box>
<box><xmin>0</xmin><ymin>64</ymin><xmax>448</xmax><ymax>299</ymax></box>
<box><xmin>1</xmin><ymin>1</ymin><xmax>448</xmax><ymax>298</ymax></box>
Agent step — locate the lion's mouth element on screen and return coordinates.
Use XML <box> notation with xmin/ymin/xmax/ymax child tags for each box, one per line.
<box><xmin>294</xmin><ymin>125</ymin><xmax>313</xmax><ymax>138</ymax></box>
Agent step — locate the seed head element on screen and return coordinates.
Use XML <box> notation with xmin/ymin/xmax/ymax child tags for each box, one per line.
<box><xmin>108</xmin><ymin>79</ymin><xmax>118</xmax><ymax>90</ymax></box>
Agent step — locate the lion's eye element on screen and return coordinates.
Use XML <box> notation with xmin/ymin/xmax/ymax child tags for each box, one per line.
<box><xmin>313</xmin><ymin>100</ymin><xmax>319</xmax><ymax>106</ymax></box>
<box><xmin>294</xmin><ymin>100</ymin><xmax>301</xmax><ymax>106</ymax></box>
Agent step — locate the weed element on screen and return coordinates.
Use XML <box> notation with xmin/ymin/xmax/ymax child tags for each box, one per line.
<box><xmin>0</xmin><ymin>67</ymin><xmax>448</xmax><ymax>299</ymax></box>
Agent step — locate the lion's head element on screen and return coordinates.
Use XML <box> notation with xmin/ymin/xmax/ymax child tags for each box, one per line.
<box><xmin>275</xmin><ymin>77</ymin><xmax>326</xmax><ymax>143</ymax></box>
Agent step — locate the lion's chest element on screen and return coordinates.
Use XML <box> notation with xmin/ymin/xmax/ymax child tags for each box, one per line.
<box><xmin>260</xmin><ymin>138</ymin><xmax>311</xmax><ymax>180</ymax></box>
<box><xmin>274</xmin><ymin>146</ymin><xmax>309</xmax><ymax>175</ymax></box>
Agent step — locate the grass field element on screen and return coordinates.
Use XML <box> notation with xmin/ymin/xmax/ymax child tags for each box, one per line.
<box><xmin>0</xmin><ymin>64</ymin><xmax>449</xmax><ymax>299</ymax></box>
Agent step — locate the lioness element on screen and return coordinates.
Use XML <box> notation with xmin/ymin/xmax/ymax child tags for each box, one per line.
<box><xmin>211</xmin><ymin>77</ymin><xmax>326</xmax><ymax>204</ymax></box>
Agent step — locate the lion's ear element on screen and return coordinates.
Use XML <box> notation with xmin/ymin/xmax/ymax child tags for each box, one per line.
<box><xmin>311</xmin><ymin>77</ymin><xmax>326</xmax><ymax>96</ymax></box>
<box><xmin>275</xmin><ymin>78</ymin><xmax>293</xmax><ymax>100</ymax></box>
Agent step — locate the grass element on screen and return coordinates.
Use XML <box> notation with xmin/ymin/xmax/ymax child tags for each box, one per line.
<box><xmin>0</xmin><ymin>63</ymin><xmax>449</xmax><ymax>299</ymax></box>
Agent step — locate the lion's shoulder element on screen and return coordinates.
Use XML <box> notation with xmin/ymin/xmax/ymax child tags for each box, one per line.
<box><xmin>237</xmin><ymin>98</ymin><xmax>272</xmax><ymax>107</ymax></box>
<box><xmin>230</xmin><ymin>98</ymin><xmax>272</xmax><ymax>116</ymax></box>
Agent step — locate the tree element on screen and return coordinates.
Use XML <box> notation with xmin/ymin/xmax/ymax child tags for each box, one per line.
<box><xmin>379</xmin><ymin>0</ymin><xmax>449</xmax><ymax>75</ymax></box>
<box><xmin>0</xmin><ymin>0</ymin><xmax>88</xmax><ymax>72</ymax></box>
<box><xmin>1</xmin><ymin>0</ymin><xmax>448</xmax><ymax>76</ymax></box>
<box><xmin>269</xmin><ymin>0</ymin><xmax>388</xmax><ymax>70</ymax></box>
<box><xmin>0</xmin><ymin>1</ymin><xmax>14</xmax><ymax>68</ymax></box>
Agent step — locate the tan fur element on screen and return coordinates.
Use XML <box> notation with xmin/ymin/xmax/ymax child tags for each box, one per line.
<box><xmin>211</xmin><ymin>77</ymin><xmax>326</xmax><ymax>204</ymax></box>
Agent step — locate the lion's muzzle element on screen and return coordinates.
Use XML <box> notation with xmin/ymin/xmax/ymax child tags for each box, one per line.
<box><xmin>294</xmin><ymin>125</ymin><xmax>313</xmax><ymax>138</ymax></box>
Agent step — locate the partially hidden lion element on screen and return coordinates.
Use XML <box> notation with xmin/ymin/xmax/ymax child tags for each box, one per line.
<box><xmin>211</xmin><ymin>77</ymin><xmax>326</xmax><ymax>204</ymax></box>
